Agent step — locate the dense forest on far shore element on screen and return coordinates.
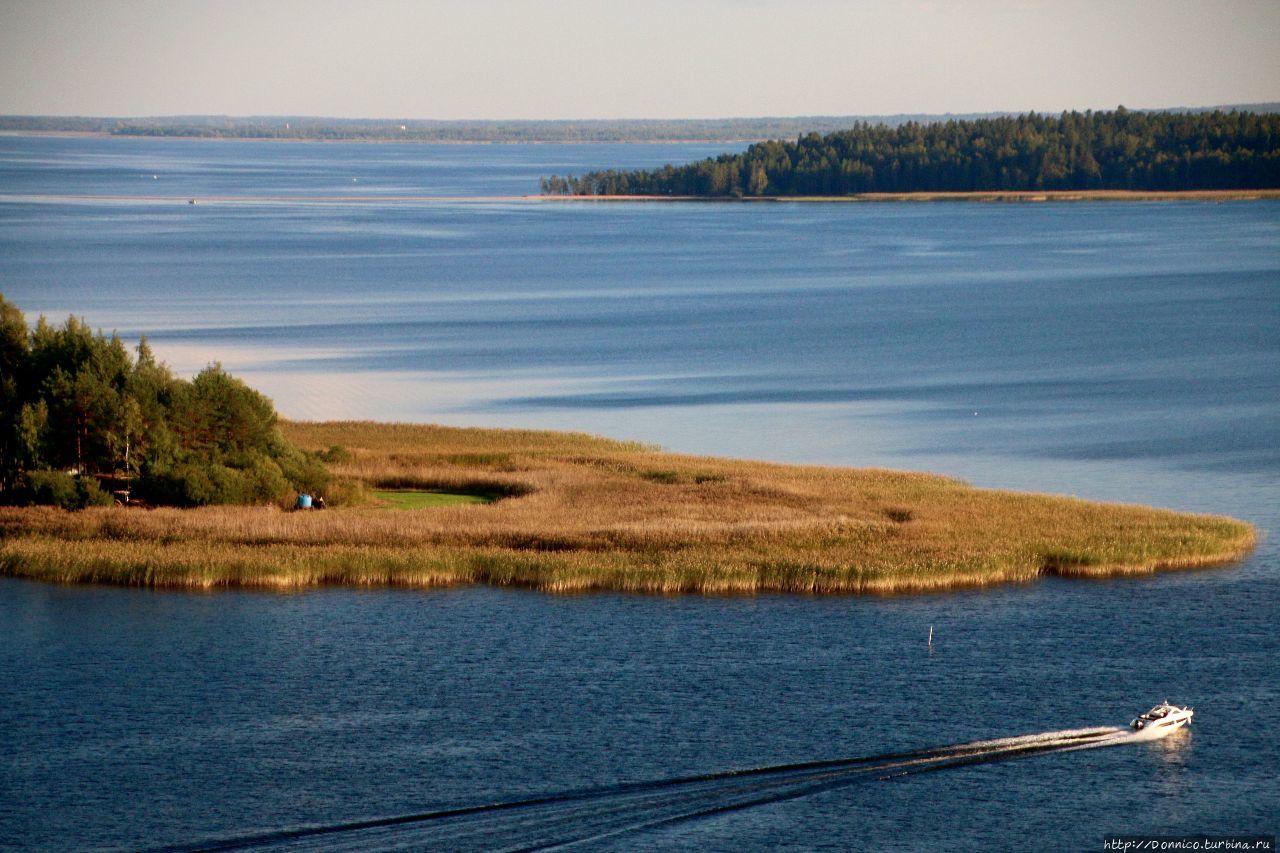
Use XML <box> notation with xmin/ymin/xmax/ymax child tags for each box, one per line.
<box><xmin>540</xmin><ymin>109</ymin><xmax>1280</xmax><ymax>196</ymax></box>
<box><xmin>0</xmin><ymin>296</ymin><xmax>332</xmax><ymax>509</ymax></box>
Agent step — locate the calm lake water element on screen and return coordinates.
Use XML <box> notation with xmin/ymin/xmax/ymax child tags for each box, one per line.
<box><xmin>1</xmin><ymin>136</ymin><xmax>1277</xmax><ymax>850</ymax></box>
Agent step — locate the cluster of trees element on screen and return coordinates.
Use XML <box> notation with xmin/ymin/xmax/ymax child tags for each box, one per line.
<box><xmin>541</xmin><ymin>109</ymin><xmax>1280</xmax><ymax>196</ymax></box>
<box><xmin>0</xmin><ymin>296</ymin><xmax>330</xmax><ymax>508</ymax></box>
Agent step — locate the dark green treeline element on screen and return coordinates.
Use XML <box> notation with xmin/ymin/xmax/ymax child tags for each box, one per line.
<box><xmin>541</xmin><ymin>109</ymin><xmax>1280</xmax><ymax>196</ymax></box>
<box><xmin>0</xmin><ymin>296</ymin><xmax>330</xmax><ymax>508</ymax></box>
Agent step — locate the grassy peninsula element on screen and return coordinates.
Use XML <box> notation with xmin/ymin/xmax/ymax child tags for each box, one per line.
<box><xmin>0</xmin><ymin>420</ymin><xmax>1255</xmax><ymax>595</ymax></box>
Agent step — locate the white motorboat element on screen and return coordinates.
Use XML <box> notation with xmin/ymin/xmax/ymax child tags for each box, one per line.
<box><xmin>1130</xmin><ymin>702</ymin><xmax>1193</xmax><ymax>735</ymax></box>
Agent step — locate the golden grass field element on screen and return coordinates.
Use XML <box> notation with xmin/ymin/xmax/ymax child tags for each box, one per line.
<box><xmin>0</xmin><ymin>420</ymin><xmax>1257</xmax><ymax>595</ymax></box>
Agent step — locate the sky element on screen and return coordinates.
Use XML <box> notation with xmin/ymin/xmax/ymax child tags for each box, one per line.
<box><xmin>0</xmin><ymin>0</ymin><xmax>1277</xmax><ymax>120</ymax></box>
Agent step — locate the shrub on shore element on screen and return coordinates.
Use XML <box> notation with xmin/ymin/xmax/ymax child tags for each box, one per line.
<box><xmin>13</xmin><ymin>470</ymin><xmax>112</xmax><ymax>510</ymax></box>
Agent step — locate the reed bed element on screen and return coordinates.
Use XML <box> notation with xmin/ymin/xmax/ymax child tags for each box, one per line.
<box><xmin>0</xmin><ymin>421</ymin><xmax>1256</xmax><ymax>595</ymax></box>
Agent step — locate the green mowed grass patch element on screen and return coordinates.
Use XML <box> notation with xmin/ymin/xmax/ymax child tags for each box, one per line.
<box><xmin>372</xmin><ymin>490</ymin><xmax>494</xmax><ymax>510</ymax></box>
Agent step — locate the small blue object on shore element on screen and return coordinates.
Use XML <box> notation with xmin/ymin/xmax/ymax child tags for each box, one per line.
<box><xmin>296</xmin><ymin>494</ymin><xmax>312</xmax><ymax>510</ymax></box>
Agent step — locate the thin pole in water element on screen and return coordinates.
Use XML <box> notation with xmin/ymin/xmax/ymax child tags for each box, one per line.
<box><xmin>928</xmin><ymin>625</ymin><xmax>934</xmax><ymax>647</ymax></box>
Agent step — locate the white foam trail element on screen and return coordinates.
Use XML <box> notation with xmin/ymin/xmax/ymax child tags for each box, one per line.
<box><xmin>172</xmin><ymin>724</ymin><xmax>1159</xmax><ymax>852</ymax></box>
<box><xmin>941</xmin><ymin>725</ymin><xmax>1124</xmax><ymax>752</ymax></box>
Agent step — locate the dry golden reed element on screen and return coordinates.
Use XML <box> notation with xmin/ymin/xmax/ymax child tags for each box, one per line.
<box><xmin>0</xmin><ymin>420</ymin><xmax>1256</xmax><ymax>595</ymax></box>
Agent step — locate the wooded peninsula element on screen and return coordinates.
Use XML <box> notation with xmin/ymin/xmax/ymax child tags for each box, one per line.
<box><xmin>0</xmin><ymin>299</ymin><xmax>1256</xmax><ymax>595</ymax></box>
<box><xmin>540</xmin><ymin>109</ymin><xmax>1280</xmax><ymax>197</ymax></box>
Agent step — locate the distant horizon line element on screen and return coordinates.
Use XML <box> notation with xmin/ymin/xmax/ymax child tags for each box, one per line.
<box><xmin>4</xmin><ymin>101</ymin><xmax>1280</xmax><ymax>123</ymax></box>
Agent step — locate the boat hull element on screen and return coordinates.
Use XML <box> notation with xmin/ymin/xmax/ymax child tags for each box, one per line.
<box><xmin>1130</xmin><ymin>707</ymin><xmax>1193</xmax><ymax>739</ymax></box>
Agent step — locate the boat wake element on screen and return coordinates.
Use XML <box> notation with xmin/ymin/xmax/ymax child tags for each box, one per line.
<box><xmin>167</xmin><ymin>724</ymin><xmax>1157</xmax><ymax>852</ymax></box>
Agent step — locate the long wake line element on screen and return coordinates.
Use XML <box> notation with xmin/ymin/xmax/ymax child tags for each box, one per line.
<box><xmin>162</xmin><ymin>725</ymin><xmax>1146</xmax><ymax>852</ymax></box>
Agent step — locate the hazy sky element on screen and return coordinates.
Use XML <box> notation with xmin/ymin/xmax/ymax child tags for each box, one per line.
<box><xmin>1</xmin><ymin>0</ymin><xmax>1277</xmax><ymax>119</ymax></box>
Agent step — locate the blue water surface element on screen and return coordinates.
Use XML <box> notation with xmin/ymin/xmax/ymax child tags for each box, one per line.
<box><xmin>0</xmin><ymin>135</ymin><xmax>1277</xmax><ymax>850</ymax></box>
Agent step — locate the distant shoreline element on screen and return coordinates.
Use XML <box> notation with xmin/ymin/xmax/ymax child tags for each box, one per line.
<box><xmin>7</xmin><ymin>190</ymin><xmax>1278</xmax><ymax>207</ymax></box>
<box><xmin>0</xmin><ymin>130</ymin><xmax>757</xmax><ymax>146</ymax></box>
<box><xmin>542</xmin><ymin>189</ymin><xmax>1280</xmax><ymax>203</ymax></box>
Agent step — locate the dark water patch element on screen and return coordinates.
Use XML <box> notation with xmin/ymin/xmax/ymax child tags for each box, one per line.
<box><xmin>158</xmin><ymin>727</ymin><xmax>1128</xmax><ymax>852</ymax></box>
<box><xmin>489</xmin><ymin>373</ymin><xmax>1278</xmax><ymax>415</ymax></box>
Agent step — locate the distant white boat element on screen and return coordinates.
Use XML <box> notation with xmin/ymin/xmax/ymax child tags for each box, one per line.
<box><xmin>1130</xmin><ymin>702</ymin><xmax>1193</xmax><ymax>736</ymax></box>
